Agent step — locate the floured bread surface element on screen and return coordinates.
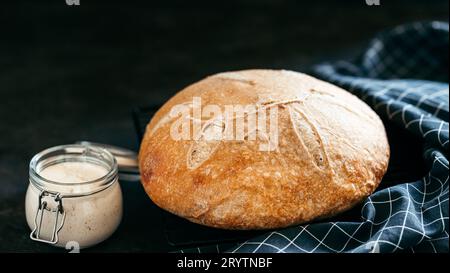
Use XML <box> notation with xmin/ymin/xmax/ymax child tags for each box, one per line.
<box><xmin>139</xmin><ymin>69</ymin><xmax>390</xmax><ymax>229</ymax></box>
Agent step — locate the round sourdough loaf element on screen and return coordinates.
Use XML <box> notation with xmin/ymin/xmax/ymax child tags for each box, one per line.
<box><xmin>139</xmin><ymin>70</ymin><xmax>389</xmax><ymax>229</ymax></box>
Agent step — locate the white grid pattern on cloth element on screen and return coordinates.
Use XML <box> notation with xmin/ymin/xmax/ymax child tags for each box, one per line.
<box><xmin>177</xmin><ymin>21</ymin><xmax>449</xmax><ymax>253</ymax></box>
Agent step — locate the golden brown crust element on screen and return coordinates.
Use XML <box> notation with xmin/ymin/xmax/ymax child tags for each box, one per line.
<box><xmin>139</xmin><ymin>70</ymin><xmax>390</xmax><ymax>229</ymax></box>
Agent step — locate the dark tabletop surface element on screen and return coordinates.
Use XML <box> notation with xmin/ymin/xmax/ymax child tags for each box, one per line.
<box><xmin>0</xmin><ymin>0</ymin><xmax>448</xmax><ymax>252</ymax></box>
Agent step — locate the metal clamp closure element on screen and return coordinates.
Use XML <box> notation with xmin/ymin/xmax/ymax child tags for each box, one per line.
<box><xmin>30</xmin><ymin>191</ymin><xmax>66</xmax><ymax>244</ymax></box>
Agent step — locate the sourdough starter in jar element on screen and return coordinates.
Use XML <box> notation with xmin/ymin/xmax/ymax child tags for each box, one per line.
<box><xmin>26</xmin><ymin>145</ymin><xmax>123</xmax><ymax>249</ymax></box>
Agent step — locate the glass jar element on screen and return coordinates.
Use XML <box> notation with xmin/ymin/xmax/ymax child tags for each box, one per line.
<box><xmin>25</xmin><ymin>144</ymin><xmax>123</xmax><ymax>249</ymax></box>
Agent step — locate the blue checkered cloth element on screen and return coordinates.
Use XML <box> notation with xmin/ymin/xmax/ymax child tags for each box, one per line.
<box><xmin>182</xmin><ymin>21</ymin><xmax>449</xmax><ymax>253</ymax></box>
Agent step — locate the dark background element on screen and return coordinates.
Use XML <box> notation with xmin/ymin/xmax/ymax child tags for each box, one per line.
<box><xmin>0</xmin><ymin>0</ymin><xmax>448</xmax><ymax>252</ymax></box>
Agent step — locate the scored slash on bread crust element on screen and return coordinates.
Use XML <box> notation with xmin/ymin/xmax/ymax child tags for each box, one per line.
<box><xmin>138</xmin><ymin>69</ymin><xmax>390</xmax><ymax>230</ymax></box>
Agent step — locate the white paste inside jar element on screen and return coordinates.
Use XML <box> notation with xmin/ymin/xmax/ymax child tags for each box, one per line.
<box><xmin>39</xmin><ymin>161</ymin><xmax>108</xmax><ymax>183</ymax></box>
<box><xmin>25</xmin><ymin>161</ymin><xmax>122</xmax><ymax>248</ymax></box>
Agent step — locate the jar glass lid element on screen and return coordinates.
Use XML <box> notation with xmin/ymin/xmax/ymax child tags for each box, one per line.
<box><xmin>29</xmin><ymin>144</ymin><xmax>118</xmax><ymax>197</ymax></box>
